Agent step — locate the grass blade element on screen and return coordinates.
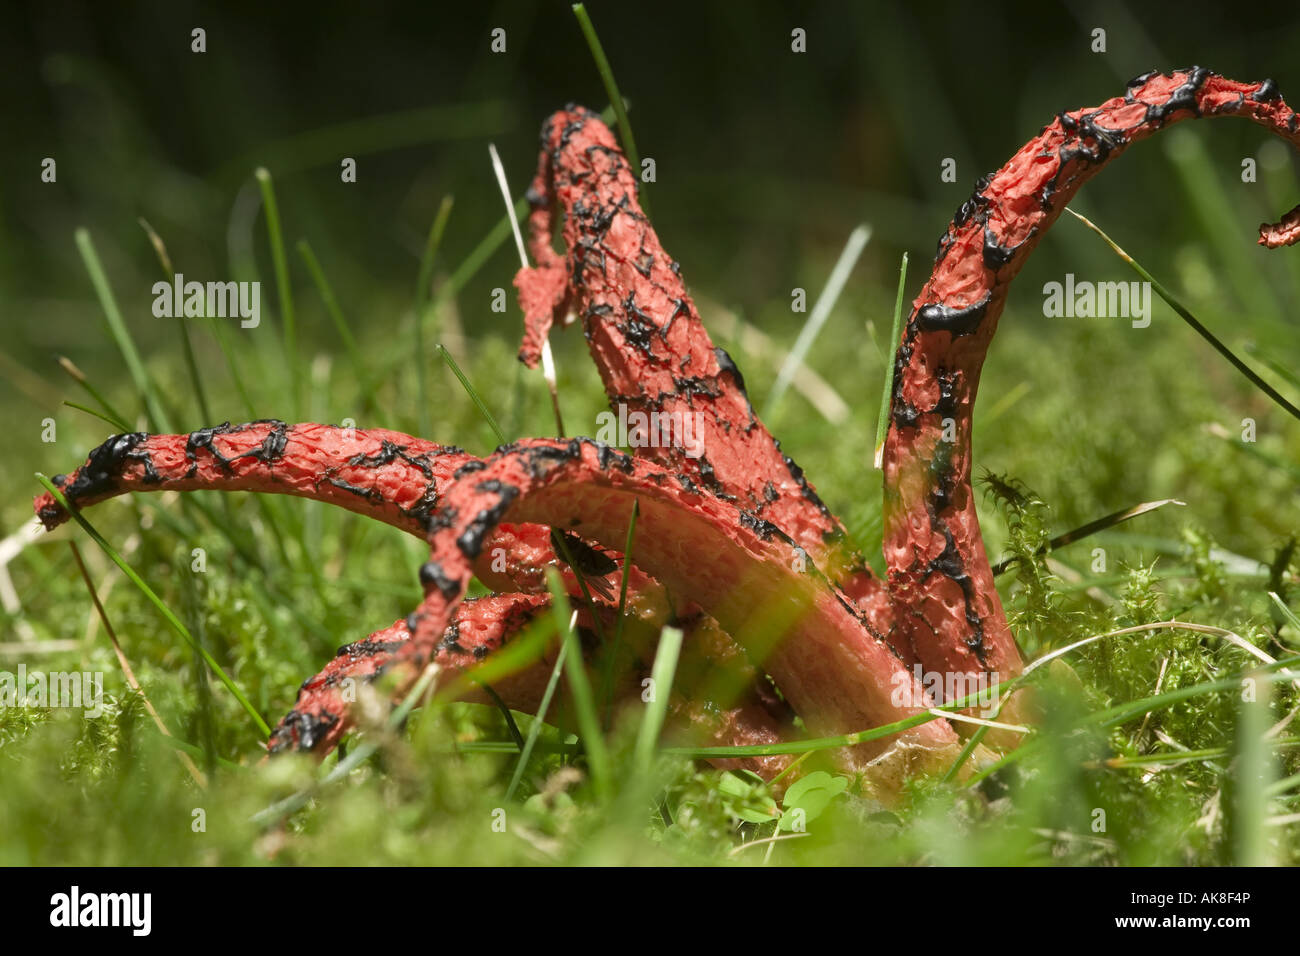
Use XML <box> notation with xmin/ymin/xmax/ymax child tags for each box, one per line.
<box><xmin>36</xmin><ymin>473</ymin><xmax>270</xmax><ymax>737</ymax></box>
<box><xmin>666</xmin><ymin>673</ymin><xmax>1013</xmax><ymax>760</ymax></box>
<box><xmin>600</xmin><ymin>498</ymin><xmax>639</xmax><ymax>722</ymax></box>
<box><xmin>990</xmin><ymin>497</ymin><xmax>1185</xmax><ymax>576</ymax></box>
<box><xmin>62</xmin><ymin>400</ymin><xmax>131</xmax><ymax>432</ymax></box>
<box><xmin>414</xmin><ymin>195</ymin><xmax>455</xmax><ymax>437</ymax></box>
<box><xmin>121</xmin><ymin>223</ymin><xmax>278</xmax><ymax>574</ymax></box>
<box><xmin>490</xmin><ymin>144</ymin><xmax>529</xmax><ymax>267</ymax></box>
<box><xmin>435</xmin><ymin>610</ymin><xmax>559</xmax><ymax>703</ymax></box>
<box><xmin>255</xmin><ymin>167</ymin><xmax>299</xmax><ymax>416</ymax></box>
<box><xmin>766</xmin><ymin>224</ymin><xmax>871</xmax><ymax>414</ymax></box>
<box><xmin>546</xmin><ymin>568</ymin><xmax>610</xmax><ymax>799</ymax></box>
<box><xmin>1269</xmin><ymin>591</ymin><xmax>1300</xmax><ymax>634</ymax></box>
<box><xmin>1266</xmin><ymin>765</ymin><xmax>1300</xmax><ymax>797</ymax></box>
<box><xmin>205</xmin><ymin>313</ymin><xmax>261</xmax><ymax>419</ymax></box>
<box><xmin>57</xmin><ymin>356</ymin><xmax>132</xmax><ymax>431</ymax></box>
<box><xmin>1230</xmin><ymin>669</ymin><xmax>1276</xmax><ymax>865</ymax></box>
<box><xmin>478</xmin><ymin>682</ymin><xmax>525</xmax><ymax>750</ymax></box>
<box><xmin>980</xmin><ymin>380</ymin><xmax>1031</xmax><ymax>426</ymax></box>
<box><xmin>664</xmin><ymin>640</ymin><xmax>1300</xmax><ymax>763</ymax></box>
<box><xmin>427</xmin><ymin>106</ymin><xmax>615</xmax><ymax>307</ymax></box>
<box><xmin>139</xmin><ymin>217</ymin><xmax>212</xmax><ymax>425</ymax></box>
<box><xmin>940</xmin><ymin>723</ymin><xmax>991</xmax><ymax>783</ymax></box>
<box><xmin>548</xmin><ymin>531</ymin><xmax>608</xmax><ymax>648</ymax></box>
<box><xmin>1244</xmin><ymin>342</ymin><xmax>1300</xmax><ymax>392</ymax></box>
<box><xmin>74</xmin><ymin>228</ymin><xmax>172</xmax><ymax>432</ymax></box>
<box><xmin>505</xmin><ymin>615</ymin><xmax>572</xmax><ymax>801</ymax></box>
<box><xmin>874</xmin><ymin>252</ymin><xmax>908</xmax><ymax>469</ymax></box>
<box><xmin>1067</xmin><ymin>207</ymin><xmax>1300</xmax><ymax>423</ymax></box>
<box><xmin>234</xmin><ymin>186</ymin><xmax>325</xmax><ymax>571</ymax></box>
<box><xmin>298</xmin><ymin>238</ymin><xmax>375</xmax><ymax>412</ymax></box>
<box><xmin>442</xmin><ymin>199</ymin><xmax>528</xmax><ymax>299</ymax></box>
<box><xmin>1093</xmin><ymin>741</ymin><xmax>1299</xmax><ymax>770</ymax></box>
<box><xmin>69</xmin><ymin>541</ymin><xmax>207</xmax><ymax>786</ymax></box>
<box><xmin>137</xmin><ymin>216</ymin><xmax>173</xmax><ymax>276</ymax></box>
<box><xmin>633</xmin><ymin>625</ymin><xmax>684</xmax><ymax>775</ymax></box>
<box><xmin>436</xmin><ymin>343</ymin><xmax>507</xmax><ymax>445</ymax></box>
<box><xmin>488</xmin><ymin>143</ymin><xmax>566</xmax><ymax>437</ymax></box>
<box><xmin>1163</xmin><ymin>128</ymin><xmax>1281</xmax><ymax>322</ymax></box>
<box><xmin>250</xmin><ymin>661</ymin><xmax>441</xmax><ymax>827</ymax></box>
<box><xmin>571</xmin><ymin>3</ymin><xmax>648</xmax><ymax>216</ymax></box>
<box><xmin>1090</xmin><ymin>663</ymin><xmax>1298</xmax><ymax>731</ymax></box>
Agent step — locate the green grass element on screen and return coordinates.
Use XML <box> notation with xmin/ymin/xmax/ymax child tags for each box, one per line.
<box><xmin>8</xmin><ymin>198</ymin><xmax>1299</xmax><ymax>864</ymax></box>
<box><xmin>5</xmin><ymin>12</ymin><xmax>1300</xmax><ymax>866</ymax></box>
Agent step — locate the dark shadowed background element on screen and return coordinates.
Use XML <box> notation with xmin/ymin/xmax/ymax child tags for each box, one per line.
<box><xmin>3</xmin><ymin>0</ymin><xmax>1300</xmax><ymax>557</ymax></box>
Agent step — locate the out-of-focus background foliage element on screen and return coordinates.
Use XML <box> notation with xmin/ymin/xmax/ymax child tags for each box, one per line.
<box><xmin>3</xmin><ymin>0</ymin><xmax>1299</xmax><ymax>551</ymax></box>
<box><xmin>3</xmin><ymin>0</ymin><xmax>1300</xmax><ymax>865</ymax></box>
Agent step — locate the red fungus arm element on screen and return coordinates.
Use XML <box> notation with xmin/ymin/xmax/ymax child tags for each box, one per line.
<box><xmin>269</xmin><ymin>594</ymin><xmax>552</xmax><ymax>754</ymax></box>
<box><xmin>34</xmin><ymin>421</ymin><xmax>469</xmax><ymax>537</ymax></box>
<box><xmin>393</xmin><ymin>438</ymin><xmax>959</xmax><ymax>777</ymax></box>
<box><xmin>270</xmin><ymin>594</ymin><xmax>795</xmax><ymax>780</ymax></box>
<box><xmin>515</xmin><ymin>107</ymin><xmax>896</xmax><ymax>640</ymax></box>
<box><xmin>36</xmin><ymin>422</ymin><xmax>793</xmax><ymax>773</ymax></box>
<box><xmin>32</xmin><ymin>420</ymin><xmax>630</xmax><ymax>598</ymax></box>
<box><xmin>883</xmin><ymin>69</ymin><xmax>1300</xmax><ymax>693</ymax></box>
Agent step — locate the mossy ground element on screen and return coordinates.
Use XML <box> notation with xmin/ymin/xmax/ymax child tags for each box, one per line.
<box><xmin>3</xmin><ymin>2</ymin><xmax>1299</xmax><ymax>866</ymax></box>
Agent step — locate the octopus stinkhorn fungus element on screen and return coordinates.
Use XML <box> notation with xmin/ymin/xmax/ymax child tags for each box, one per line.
<box><xmin>35</xmin><ymin>68</ymin><xmax>1300</xmax><ymax>793</ymax></box>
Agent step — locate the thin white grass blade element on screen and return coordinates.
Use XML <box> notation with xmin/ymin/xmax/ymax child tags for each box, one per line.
<box><xmin>489</xmin><ymin>143</ymin><xmax>528</xmax><ymax>269</ymax></box>
<box><xmin>768</xmin><ymin>224</ymin><xmax>870</xmax><ymax>412</ymax></box>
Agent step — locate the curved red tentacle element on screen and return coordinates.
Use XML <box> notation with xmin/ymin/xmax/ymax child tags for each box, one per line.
<box><xmin>35</xmin><ymin>421</ymin><xmax>461</xmax><ymax>535</ymax></box>
<box><xmin>269</xmin><ymin>595</ymin><xmax>795</xmax><ymax>779</ymax></box>
<box><xmin>514</xmin><ymin>108</ymin><xmax>896</xmax><ymax>643</ymax></box>
<box><xmin>30</xmin><ymin>420</ymin><xmax>653</xmax><ymax>600</ymax></box>
<box><xmin>268</xmin><ymin>593</ymin><xmax>551</xmax><ymax>755</ymax></box>
<box><xmin>41</xmin><ymin>71</ymin><xmax>1297</xmax><ymax>791</ymax></box>
<box><xmin>883</xmin><ymin>68</ymin><xmax>1300</xmax><ymax>693</ymax></box>
<box><xmin>36</xmin><ymin>422</ymin><xmax>792</xmax><ymax>773</ymax></box>
<box><xmin>391</xmin><ymin>438</ymin><xmax>959</xmax><ymax>775</ymax></box>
